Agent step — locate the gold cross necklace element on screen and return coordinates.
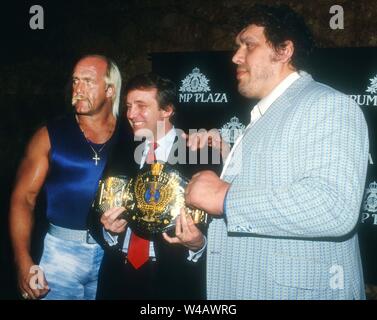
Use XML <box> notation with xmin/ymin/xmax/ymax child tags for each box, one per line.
<box><xmin>77</xmin><ymin>116</ymin><xmax>114</xmax><ymax>166</ymax></box>
<box><xmin>84</xmin><ymin>137</ymin><xmax>108</xmax><ymax>166</ymax></box>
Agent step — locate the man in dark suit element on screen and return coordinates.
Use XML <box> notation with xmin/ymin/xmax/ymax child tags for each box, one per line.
<box><xmin>89</xmin><ymin>73</ymin><xmax>221</xmax><ymax>299</ymax></box>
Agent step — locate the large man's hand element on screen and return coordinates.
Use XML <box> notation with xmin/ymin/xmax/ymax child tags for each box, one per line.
<box><xmin>162</xmin><ymin>208</ymin><xmax>205</xmax><ymax>251</ymax></box>
<box><xmin>185</xmin><ymin>170</ymin><xmax>230</xmax><ymax>215</ymax></box>
<box><xmin>100</xmin><ymin>207</ymin><xmax>127</xmax><ymax>234</ymax></box>
<box><xmin>182</xmin><ymin>129</ymin><xmax>231</xmax><ymax>159</ymax></box>
<box><xmin>18</xmin><ymin>260</ymin><xmax>49</xmax><ymax>300</ymax></box>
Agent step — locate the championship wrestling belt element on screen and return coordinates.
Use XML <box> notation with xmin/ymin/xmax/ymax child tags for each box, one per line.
<box><xmin>125</xmin><ymin>163</ymin><xmax>208</xmax><ymax>236</ymax></box>
<box><xmin>94</xmin><ymin>175</ymin><xmax>135</xmax><ymax>215</ymax></box>
<box><xmin>94</xmin><ymin>164</ymin><xmax>208</xmax><ymax>236</ymax></box>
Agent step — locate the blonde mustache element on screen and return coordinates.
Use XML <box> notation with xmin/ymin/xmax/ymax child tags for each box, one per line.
<box><xmin>72</xmin><ymin>95</ymin><xmax>92</xmax><ymax>109</ymax></box>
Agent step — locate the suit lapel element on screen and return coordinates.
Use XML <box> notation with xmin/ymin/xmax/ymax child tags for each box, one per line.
<box><xmin>223</xmin><ymin>72</ymin><xmax>315</xmax><ymax>181</ymax></box>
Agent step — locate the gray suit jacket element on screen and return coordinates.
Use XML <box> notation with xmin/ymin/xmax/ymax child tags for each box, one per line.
<box><xmin>207</xmin><ymin>72</ymin><xmax>369</xmax><ymax>300</ymax></box>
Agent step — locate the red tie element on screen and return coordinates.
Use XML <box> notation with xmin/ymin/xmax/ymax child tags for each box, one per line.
<box><xmin>146</xmin><ymin>142</ymin><xmax>158</xmax><ymax>164</ymax></box>
<box><xmin>127</xmin><ymin>142</ymin><xmax>158</xmax><ymax>269</ymax></box>
<box><xmin>127</xmin><ymin>233</ymin><xmax>150</xmax><ymax>269</ymax></box>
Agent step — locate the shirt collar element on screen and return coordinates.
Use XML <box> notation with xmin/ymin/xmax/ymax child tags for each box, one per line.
<box><xmin>250</xmin><ymin>71</ymin><xmax>300</xmax><ymax>122</ymax></box>
<box><xmin>145</xmin><ymin>127</ymin><xmax>176</xmax><ymax>154</ymax></box>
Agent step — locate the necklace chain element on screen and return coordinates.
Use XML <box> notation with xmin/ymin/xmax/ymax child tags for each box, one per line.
<box><xmin>82</xmin><ymin>132</ymin><xmax>112</xmax><ymax>166</ymax></box>
<box><xmin>76</xmin><ymin>116</ymin><xmax>114</xmax><ymax>166</ymax></box>
<box><xmin>85</xmin><ymin>138</ymin><xmax>107</xmax><ymax>154</ymax></box>
<box><xmin>85</xmin><ymin>137</ymin><xmax>108</xmax><ymax>166</ymax></box>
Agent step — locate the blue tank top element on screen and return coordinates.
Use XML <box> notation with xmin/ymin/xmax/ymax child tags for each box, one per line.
<box><xmin>45</xmin><ymin>115</ymin><xmax>116</xmax><ymax>230</ymax></box>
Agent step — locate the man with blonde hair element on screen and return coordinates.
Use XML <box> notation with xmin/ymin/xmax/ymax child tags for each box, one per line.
<box><xmin>9</xmin><ymin>54</ymin><xmax>125</xmax><ymax>300</ymax></box>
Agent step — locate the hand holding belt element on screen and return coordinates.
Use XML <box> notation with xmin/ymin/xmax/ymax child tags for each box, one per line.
<box><xmin>94</xmin><ymin>143</ymin><xmax>208</xmax><ymax>238</ymax></box>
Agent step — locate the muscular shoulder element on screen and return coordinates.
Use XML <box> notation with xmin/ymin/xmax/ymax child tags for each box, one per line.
<box><xmin>25</xmin><ymin>126</ymin><xmax>51</xmax><ymax>159</ymax></box>
<box><xmin>12</xmin><ymin>127</ymin><xmax>51</xmax><ymax>195</ymax></box>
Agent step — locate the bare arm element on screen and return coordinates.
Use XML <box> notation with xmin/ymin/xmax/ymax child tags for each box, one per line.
<box><xmin>9</xmin><ymin>127</ymin><xmax>50</xmax><ymax>299</ymax></box>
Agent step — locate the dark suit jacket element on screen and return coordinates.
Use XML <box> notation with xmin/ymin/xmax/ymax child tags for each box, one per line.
<box><xmin>88</xmin><ymin>127</ymin><xmax>222</xmax><ymax>299</ymax></box>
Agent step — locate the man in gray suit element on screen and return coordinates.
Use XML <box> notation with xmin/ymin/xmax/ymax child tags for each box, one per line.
<box><xmin>185</xmin><ymin>4</ymin><xmax>369</xmax><ymax>299</ymax></box>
